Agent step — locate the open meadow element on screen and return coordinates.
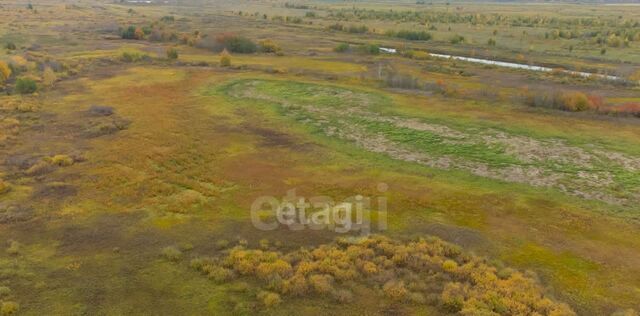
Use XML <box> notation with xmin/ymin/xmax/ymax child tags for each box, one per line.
<box><xmin>0</xmin><ymin>0</ymin><xmax>639</xmax><ymax>315</ymax></box>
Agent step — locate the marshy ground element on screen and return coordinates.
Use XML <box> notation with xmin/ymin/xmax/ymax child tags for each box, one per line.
<box><xmin>1</xmin><ymin>0</ymin><xmax>640</xmax><ymax>315</ymax></box>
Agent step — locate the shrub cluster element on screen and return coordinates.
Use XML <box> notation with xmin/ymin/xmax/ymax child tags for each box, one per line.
<box><xmin>120</xmin><ymin>25</ymin><xmax>145</xmax><ymax>40</ymax></box>
<box><xmin>328</xmin><ymin>23</ymin><xmax>369</xmax><ymax>34</ymax></box>
<box><xmin>220</xmin><ymin>34</ymin><xmax>256</xmax><ymax>53</ymax></box>
<box><xmin>387</xmin><ymin>30</ymin><xmax>432</xmax><ymax>41</ymax></box>
<box><xmin>523</xmin><ymin>89</ymin><xmax>602</xmax><ymax>112</ymax></box>
<box><xmin>185</xmin><ymin>235</ymin><xmax>575</xmax><ymax>315</ymax></box>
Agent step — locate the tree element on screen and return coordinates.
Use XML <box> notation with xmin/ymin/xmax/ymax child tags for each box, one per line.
<box><xmin>15</xmin><ymin>78</ymin><xmax>37</xmax><ymax>94</ymax></box>
<box><xmin>134</xmin><ymin>27</ymin><xmax>145</xmax><ymax>40</ymax></box>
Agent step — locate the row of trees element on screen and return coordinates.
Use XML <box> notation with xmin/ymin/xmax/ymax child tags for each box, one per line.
<box><xmin>326</xmin><ymin>8</ymin><xmax>635</xmax><ymax>29</ymax></box>
<box><xmin>119</xmin><ymin>20</ymin><xmax>282</xmax><ymax>55</ymax></box>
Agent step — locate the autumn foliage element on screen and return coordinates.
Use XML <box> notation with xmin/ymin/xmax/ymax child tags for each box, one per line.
<box><xmin>184</xmin><ymin>235</ymin><xmax>575</xmax><ymax>314</ymax></box>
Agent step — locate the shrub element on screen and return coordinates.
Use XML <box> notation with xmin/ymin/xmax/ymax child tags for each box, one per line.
<box><xmin>347</xmin><ymin>25</ymin><xmax>368</xmax><ymax>34</ymax></box>
<box><xmin>602</xmin><ymin>102</ymin><xmax>640</xmax><ymax>117</ymax></box>
<box><xmin>215</xmin><ymin>239</ymin><xmax>230</xmax><ymax>249</ymax></box>
<box><xmin>259</xmin><ymin>40</ymin><xmax>280</xmax><ymax>53</ymax></box>
<box><xmin>207</xmin><ymin>266</ymin><xmax>235</xmax><ymax>283</ymax></box>
<box><xmin>120</xmin><ymin>51</ymin><xmax>148</xmax><ymax>63</ymax></box>
<box><xmin>383</xmin><ymin>280</ymin><xmax>408</xmax><ymax>301</ymax></box>
<box><xmin>487</xmin><ymin>38</ymin><xmax>496</xmax><ymax>46</ymax></box>
<box><xmin>15</xmin><ymin>78</ymin><xmax>37</xmax><ymax>94</ymax></box>
<box><xmin>282</xmin><ymin>274</ymin><xmax>308</xmax><ymax>296</ymax></box>
<box><xmin>257</xmin><ymin>291</ymin><xmax>282</xmax><ymax>307</ymax></box>
<box><xmin>42</xmin><ymin>67</ymin><xmax>57</xmax><ymax>87</ymax></box>
<box><xmin>185</xmin><ymin>235</ymin><xmax>575</xmax><ymax>314</ymax></box>
<box><xmin>6</xmin><ymin>240</ymin><xmax>20</xmax><ymax>255</ymax></box>
<box><xmin>441</xmin><ymin>282</ymin><xmax>465</xmax><ymax>312</ymax></box>
<box><xmin>410</xmin><ymin>292</ymin><xmax>426</xmax><ymax>304</ymax></box>
<box><xmin>523</xmin><ymin>89</ymin><xmax>598</xmax><ymax>112</ymax></box>
<box><xmin>220</xmin><ymin>49</ymin><xmax>231</xmax><ymax>67</ymax></box>
<box><xmin>166</xmin><ymin>47</ymin><xmax>179</xmax><ymax>60</ymax></box>
<box><xmin>328</xmin><ymin>23</ymin><xmax>344</xmax><ymax>31</ymax></box>
<box><xmin>309</xmin><ymin>274</ymin><xmax>333</xmax><ymax>294</ymax></box>
<box><xmin>334</xmin><ymin>43</ymin><xmax>350</xmax><ymax>53</ymax></box>
<box><xmin>50</xmin><ymin>155</ymin><xmax>74</xmax><ymax>166</ymax></box>
<box><xmin>332</xmin><ymin>289</ymin><xmax>354</xmax><ymax>303</ymax></box>
<box><xmin>442</xmin><ymin>259</ymin><xmax>458</xmax><ymax>272</ymax></box>
<box><xmin>450</xmin><ymin>34</ymin><xmax>465</xmax><ymax>44</ymax></box>
<box><xmin>403</xmin><ymin>50</ymin><xmax>429</xmax><ymax>60</ymax></box>
<box><xmin>359</xmin><ymin>44</ymin><xmax>380</xmax><ymax>55</ymax></box>
<box><xmin>389</xmin><ymin>30</ymin><xmax>432</xmax><ymax>41</ymax></box>
<box><xmin>161</xmin><ymin>246</ymin><xmax>183</xmax><ymax>261</ymax></box>
<box><xmin>0</xmin><ymin>286</ymin><xmax>11</xmax><ymax>297</ymax></box>
<box><xmin>559</xmin><ymin>91</ymin><xmax>592</xmax><ymax>111</ymax></box>
<box><xmin>0</xmin><ymin>61</ymin><xmax>11</xmax><ymax>84</ymax></box>
<box><xmin>0</xmin><ymin>180</ymin><xmax>9</xmax><ymax>195</ymax></box>
<box><xmin>121</xmin><ymin>26</ymin><xmax>145</xmax><ymax>40</ymax></box>
<box><xmin>255</xmin><ymin>259</ymin><xmax>293</xmax><ymax>280</ymax></box>
<box><xmin>0</xmin><ymin>301</ymin><xmax>19</xmax><ymax>316</ymax></box>
<box><xmin>160</xmin><ymin>15</ymin><xmax>175</xmax><ymax>22</ymax></box>
<box><xmin>5</xmin><ymin>42</ymin><xmax>16</xmax><ymax>50</ymax></box>
<box><xmin>214</xmin><ymin>34</ymin><xmax>257</xmax><ymax>53</ymax></box>
<box><xmin>361</xmin><ymin>261</ymin><xmax>378</xmax><ymax>275</ymax></box>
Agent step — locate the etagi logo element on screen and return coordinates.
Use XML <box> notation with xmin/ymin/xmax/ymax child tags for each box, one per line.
<box><xmin>250</xmin><ymin>183</ymin><xmax>389</xmax><ymax>235</ymax></box>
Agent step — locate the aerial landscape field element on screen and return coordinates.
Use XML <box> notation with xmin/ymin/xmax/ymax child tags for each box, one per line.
<box><xmin>0</xmin><ymin>0</ymin><xmax>639</xmax><ymax>315</ymax></box>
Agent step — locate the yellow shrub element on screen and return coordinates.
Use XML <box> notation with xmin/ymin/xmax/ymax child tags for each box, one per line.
<box><xmin>0</xmin><ymin>301</ymin><xmax>19</xmax><ymax>316</ymax></box>
<box><xmin>0</xmin><ymin>179</ymin><xmax>10</xmax><ymax>195</ymax></box>
<box><xmin>309</xmin><ymin>274</ymin><xmax>333</xmax><ymax>294</ymax></box>
<box><xmin>43</xmin><ymin>67</ymin><xmax>57</xmax><ymax>87</ymax></box>
<box><xmin>220</xmin><ymin>49</ymin><xmax>231</xmax><ymax>67</ymax></box>
<box><xmin>10</xmin><ymin>56</ymin><xmax>28</xmax><ymax>68</ymax></box>
<box><xmin>442</xmin><ymin>259</ymin><xmax>458</xmax><ymax>272</ymax></box>
<box><xmin>282</xmin><ymin>274</ymin><xmax>308</xmax><ymax>296</ymax></box>
<box><xmin>258</xmin><ymin>291</ymin><xmax>282</xmax><ymax>307</ymax></box>
<box><xmin>50</xmin><ymin>154</ymin><xmax>74</xmax><ymax>166</ymax></box>
<box><xmin>361</xmin><ymin>261</ymin><xmax>378</xmax><ymax>275</ymax></box>
<box><xmin>255</xmin><ymin>259</ymin><xmax>292</xmax><ymax>280</ymax></box>
<box><xmin>0</xmin><ymin>61</ymin><xmax>11</xmax><ymax>83</ymax></box>
<box><xmin>383</xmin><ymin>280</ymin><xmax>408</xmax><ymax>301</ymax></box>
<box><xmin>259</xmin><ymin>39</ymin><xmax>281</xmax><ymax>53</ymax></box>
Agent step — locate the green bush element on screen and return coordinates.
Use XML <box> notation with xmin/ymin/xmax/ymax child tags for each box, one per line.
<box><xmin>121</xmin><ymin>51</ymin><xmax>149</xmax><ymax>62</ymax></box>
<box><xmin>450</xmin><ymin>34</ymin><xmax>465</xmax><ymax>44</ymax></box>
<box><xmin>389</xmin><ymin>30</ymin><xmax>432</xmax><ymax>41</ymax></box>
<box><xmin>225</xmin><ymin>36</ymin><xmax>257</xmax><ymax>53</ymax></box>
<box><xmin>5</xmin><ymin>42</ymin><xmax>16</xmax><ymax>50</ymax></box>
<box><xmin>359</xmin><ymin>44</ymin><xmax>380</xmax><ymax>55</ymax></box>
<box><xmin>334</xmin><ymin>43</ymin><xmax>350</xmax><ymax>53</ymax></box>
<box><xmin>166</xmin><ymin>47</ymin><xmax>179</xmax><ymax>60</ymax></box>
<box><xmin>15</xmin><ymin>78</ymin><xmax>37</xmax><ymax>94</ymax></box>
